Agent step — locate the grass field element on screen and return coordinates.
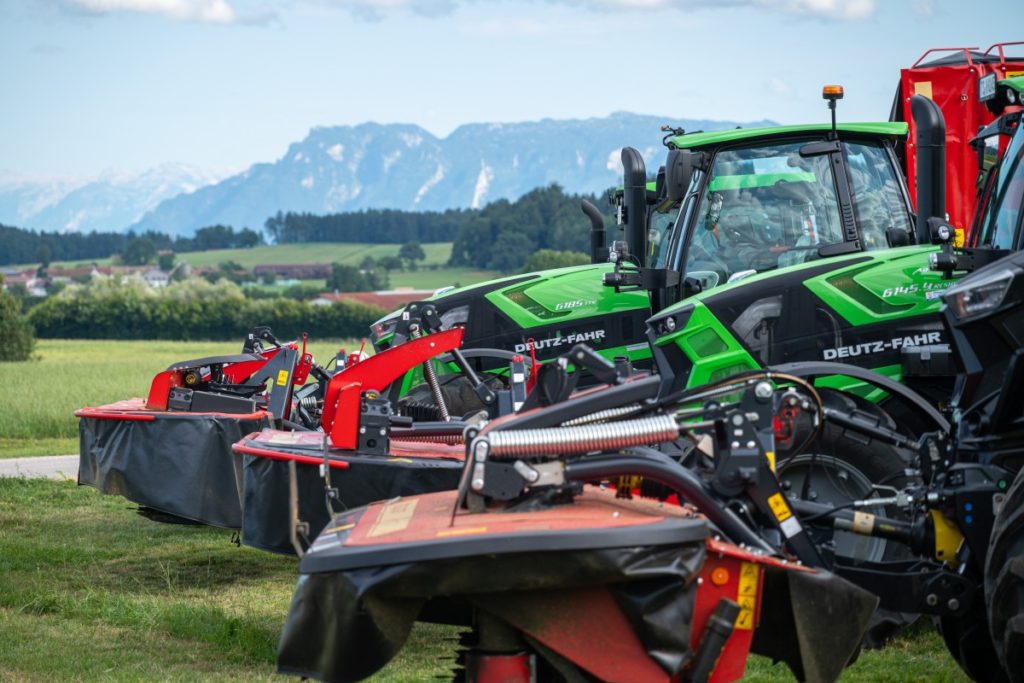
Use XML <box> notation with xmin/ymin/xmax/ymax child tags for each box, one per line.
<box><xmin>30</xmin><ymin>242</ymin><xmax>500</xmax><ymax>290</ymax></box>
<box><xmin>0</xmin><ymin>339</ymin><xmax>357</xmax><ymax>459</ymax></box>
<box><xmin>0</xmin><ymin>477</ymin><xmax>969</xmax><ymax>682</ymax></box>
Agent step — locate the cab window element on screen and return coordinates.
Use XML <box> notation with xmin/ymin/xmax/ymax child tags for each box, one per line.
<box><xmin>844</xmin><ymin>140</ymin><xmax>913</xmax><ymax>249</ymax></box>
<box><xmin>975</xmin><ymin>125</ymin><xmax>1024</xmax><ymax>250</ymax></box>
<box><xmin>684</xmin><ymin>140</ymin><xmax>843</xmax><ymax>289</ymax></box>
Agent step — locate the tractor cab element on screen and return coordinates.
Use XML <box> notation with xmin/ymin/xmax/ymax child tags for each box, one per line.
<box><xmin>603</xmin><ymin>89</ymin><xmax>917</xmax><ymax>317</ymax></box>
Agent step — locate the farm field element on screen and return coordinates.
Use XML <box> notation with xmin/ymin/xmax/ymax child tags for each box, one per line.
<box><xmin>0</xmin><ymin>478</ymin><xmax>969</xmax><ymax>682</ymax></box>
<box><xmin>23</xmin><ymin>242</ymin><xmax>500</xmax><ymax>291</ymax></box>
<box><xmin>0</xmin><ymin>338</ymin><xmax>357</xmax><ymax>459</ymax></box>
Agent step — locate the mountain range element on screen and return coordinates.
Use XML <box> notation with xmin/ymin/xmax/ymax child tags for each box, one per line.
<box><xmin>0</xmin><ymin>165</ymin><xmax>231</xmax><ymax>235</ymax></box>
<box><xmin>2</xmin><ymin>113</ymin><xmax>775</xmax><ymax>237</ymax></box>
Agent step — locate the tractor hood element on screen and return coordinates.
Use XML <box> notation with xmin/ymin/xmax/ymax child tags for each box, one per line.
<box><xmin>372</xmin><ymin>263</ymin><xmax>653</xmax><ymax>367</ymax></box>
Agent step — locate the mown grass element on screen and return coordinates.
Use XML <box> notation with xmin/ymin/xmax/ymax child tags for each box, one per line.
<box><xmin>0</xmin><ymin>478</ymin><xmax>970</xmax><ymax>682</ymax></box>
<box><xmin>0</xmin><ymin>338</ymin><xmax>356</xmax><ymax>458</ymax></box>
<box><xmin>0</xmin><ymin>478</ymin><xmax>456</xmax><ymax>682</ymax></box>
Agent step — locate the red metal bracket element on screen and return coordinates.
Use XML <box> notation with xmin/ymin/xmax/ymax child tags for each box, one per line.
<box><xmin>322</xmin><ymin>328</ymin><xmax>465</xmax><ymax>448</ymax></box>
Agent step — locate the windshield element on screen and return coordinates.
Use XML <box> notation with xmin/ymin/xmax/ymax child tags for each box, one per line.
<box><xmin>845</xmin><ymin>140</ymin><xmax>913</xmax><ymax>249</ymax></box>
<box><xmin>974</xmin><ymin>122</ymin><xmax>1024</xmax><ymax>250</ymax></box>
<box><xmin>684</xmin><ymin>140</ymin><xmax>843</xmax><ymax>288</ymax></box>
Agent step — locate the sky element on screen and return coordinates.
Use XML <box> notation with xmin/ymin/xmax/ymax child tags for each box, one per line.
<box><xmin>0</xmin><ymin>0</ymin><xmax>1021</xmax><ymax>177</ymax></box>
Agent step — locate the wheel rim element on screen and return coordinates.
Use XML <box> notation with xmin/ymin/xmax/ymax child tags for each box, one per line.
<box><xmin>779</xmin><ymin>453</ymin><xmax>889</xmax><ymax>564</ymax></box>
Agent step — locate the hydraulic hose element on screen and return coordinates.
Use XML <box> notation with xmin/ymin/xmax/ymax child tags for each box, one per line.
<box><xmin>564</xmin><ymin>447</ymin><xmax>776</xmax><ymax>554</ymax></box>
<box><xmin>485</xmin><ymin>415</ymin><xmax>680</xmax><ymax>458</ymax></box>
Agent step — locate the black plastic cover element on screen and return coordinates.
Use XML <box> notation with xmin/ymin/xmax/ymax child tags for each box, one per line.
<box><xmin>78</xmin><ymin>412</ymin><xmax>267</xmax><ymax>528</ymax></box>
<box><xmin>237</xmin><ymin>452</ymin><xmax>464</xmax><ymax>555</ymax></box>
<box><xmin>277</xmin><ymin>518</ymin><xmax>707</xmax><ymax>682</ymax></box>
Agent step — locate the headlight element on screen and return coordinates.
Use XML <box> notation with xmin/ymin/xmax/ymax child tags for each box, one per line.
<box><xmin>370</xmin><ymin>311</ymin><xmax>401</xmax><ymax>341</ymax></box>
<box><xmin>943</xmin><ymin>268</ymin><xmax>1014</xmax><ymax>320</ymax></box>
<box><xmin>439</xmin><ymin>305</ymin><xmax>469</xmax><ymax>330</ymax></box>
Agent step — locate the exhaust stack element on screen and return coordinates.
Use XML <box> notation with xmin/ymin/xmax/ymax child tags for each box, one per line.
<box><xmin>620</xmin><ymin>147</ymin><xmax>648</xmax><ymax>267</ymax></box>
<box><xmin>581</xmin><ymin>200</ymin><xmax>607</xmax><ymax>264</ymax></box>
<box><xmin>911</xmin><ymin>94</ymin><xmax>947</xmax><ymax>243</ymax></box>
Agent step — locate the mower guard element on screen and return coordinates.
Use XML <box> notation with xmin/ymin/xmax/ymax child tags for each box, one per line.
<box><xmin>76</xmin><ymin>398</ymin><xmax>269</xmax><ymax>528</ymax></box>
<box><xmin>751</xmin><ymin>557</ymin><xmax>879</xmax><ymax>682</ymax></box>
<box><xmin>231</xmin><ymin>428</ymin><xmax>464</xmax><ymax>554</ymax></box>
<box><xmin>276</xmin><ymin>488</ymin><xmax>877</xmax><ymax>683</ymax></box>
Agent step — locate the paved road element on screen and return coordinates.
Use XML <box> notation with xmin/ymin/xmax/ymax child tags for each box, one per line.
<box><xmin>0</xmin><ymin>455</ymin><xmax>78</xmax><ymax>480</ymax></box>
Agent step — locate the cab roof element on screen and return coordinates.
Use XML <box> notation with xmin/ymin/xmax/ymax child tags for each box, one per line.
<box><xmin>666</xmin><ymin>122</ymin><xmax>909</xmax><ymax>150</ymax></box>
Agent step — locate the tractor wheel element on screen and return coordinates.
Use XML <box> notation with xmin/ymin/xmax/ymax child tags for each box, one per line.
<box><xmin>399</xmin><ymin>373</ymin><xmax>508</xmax><ymax>420</ymax></box>
<box><xmin>936</xmin><ymin>605</ymin><xmax>1005</xmax><ymax>683</ymax></box>
<box><xmin>985</xmin><ymin>466</ymin><xmax>1024</xmax><ymax>682</ymax></box>
<box><xmin>776</xmin><ymin>390</ymin><xmax>919</xmax><ymax>647</ymax></box>
<box><xmin>776</xmin><ymin>389</ymin><xmax>917</xmax><ymax>565</ymax></box>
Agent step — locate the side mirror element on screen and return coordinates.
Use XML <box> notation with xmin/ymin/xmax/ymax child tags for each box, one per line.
<box><xmin>666</xmin><ymin>149</ymin><xmax>695</xmax><ymax>203</ymax></box>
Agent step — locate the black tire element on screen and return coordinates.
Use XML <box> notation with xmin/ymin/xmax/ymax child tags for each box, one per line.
<box><xmin>777</xmin><ymin>390</ymin><xmax>920</xmax><ymax>648</ymax></box>
<box><xmin>399</xmin><ymin>373</ymin><xmax>507</xmax><ymax>419</ymax></box>
<box><xmin>985</xmin><ymin>467</ymin><xmax>1024</xmax><ymax>682</ymax></box>
<box><xmin>777</xmin><ymin>390</ymin><xmax>917</xmax><ymax>565</ymax></box>
<box><xmin>936</xmin><ymin>606</ymin><xmax>1005</xmax><ymax>683</ymax></box>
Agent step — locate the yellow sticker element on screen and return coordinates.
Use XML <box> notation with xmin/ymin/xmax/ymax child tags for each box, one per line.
<box><xmin>735</xmin><ymin>562</ymin><xmax>760</xmax><ymax>630</ymax></box>
<box><xmin>738</xmin><ymin>562</ymin><xmax>759</xmax><ymax>595</ymax></box>
<box><xmin>367</xmin><ymin>499</ymin><xmax>418</xmax><ymax>537</ymax></box>
<box><xmin>954</xmin><ymin>227</ymin><xmax>966</xmax><ymax>248</ymax></box>
<box><xmin>436</xmin><ymin>526</ymin><xmax>488</xmax><ymax>538</ymax></box>
<box><xmin>767</xmin><ymin>493</ymin><xmax>792</xmax><ymax>522</ymax></box>
<box><xmin>914</xmin><ymin>81</ymin><xmax>933</xmax><ymax>99</ymax></box>
<box><xmin>852</xmin><ymin>511</ymin><xmax>876</xmax><ymax>534</ymax></box>
<box><xmin>276</xmin><ymin>370</ymin><xmax>289</xmax><ymax>386</ymax></box>
<box><xmin>764</xmin><ymin>450</ymin><xmax>776</xmax><ymax>472</ymax></box>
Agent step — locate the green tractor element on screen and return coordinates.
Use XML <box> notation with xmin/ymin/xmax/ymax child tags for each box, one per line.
<box><xmin>375</xmin><ymin>95</ymin><xmax>951</xmax><ymax>413</ymax></box>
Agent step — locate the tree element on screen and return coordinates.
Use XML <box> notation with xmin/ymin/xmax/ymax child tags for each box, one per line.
<box><xmin>377</xmin><ymin>255</ymin><xmax>404</xmax><ymax>271</ymax></box>
<box><xmin>399</xmin><ymin>241</ymin><xmax>426</xmax><ymax>271</ymax></box>
<box><xmin>158</xmin><ymin>252</ymin><xmax>176</xmax><ymax>271</ymax></box>
<box><xmin>36</xmin><ymin>244</ymin><xmax>51</xmax><ymax>268</ymax></box>
<box><xmin>122</xmin><ymin>237</ymin><xmax>157</xmax><ymax>266</ymax></box>
<box><xmin>522</xmin><ymin>249</ymin><xmax>590</xmax><ymax>273</ymax></box>
<box><xmin>0</xmin><ymin>288</ymin><xmax>35</xmax><ymax>361</ymax></box>
<box><xmin>326</xmin><ymin>263</ymin><xmax>389</xmax><ymax>292</ymax></box>
<box><xmin>236</xmin><ymin>228</ymin><xmax>263</xmax><ymax>248</ymax></box>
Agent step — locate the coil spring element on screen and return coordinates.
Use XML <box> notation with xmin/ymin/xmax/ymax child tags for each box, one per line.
<box><xmin>299</xmin><ymin>395</ymin><xmax>321</xmax><ymax>412</ymax></box>
<box><xmin>392</xmin><ymin>434</ymin><xmax>464</xmax><ymax>446</ymax></box>
<box><xmin>486</xmin><ymin>414</ymin><xmax>680</xmax><ymax>458</ymax></box>
<box><xmin>561</xmin><ymin>404</ymin><xmax>642</xmax><ymax>427</ymax></box>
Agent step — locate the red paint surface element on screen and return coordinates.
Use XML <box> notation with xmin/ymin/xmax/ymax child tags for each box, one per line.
<box><xmin>343</xmin><ymin>487</ymin><xmax>699</xmax><ymax>547</ymax></box>
<box><xmin>900</xmin><ymin>44</ymin><xmax>1024</xmax><ymax>236</ymax></box>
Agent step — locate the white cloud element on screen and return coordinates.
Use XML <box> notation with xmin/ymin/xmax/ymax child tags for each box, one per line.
<box><xmin>326</xmin><ymin>0</ymin><xmax>878</xmax><ymax>21</ymax></box>
<box><xmin>756</xmin><ymin>0</ymin><xmax>876</xmax><ymax>20</ymax></box>
<box><xmin>325</xmin><ymin>0</ymin><xmax>457</xmax><ymax>21</ymax></box>
<box><xmin>61</xmin><ymin>0</ymin><xmax>248</xmax><ymax>24</ymax></box>
<box><xmin>769</xmin><ymin>77</ymin><xmax>793</xmax><ymax>95</ymax></box>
